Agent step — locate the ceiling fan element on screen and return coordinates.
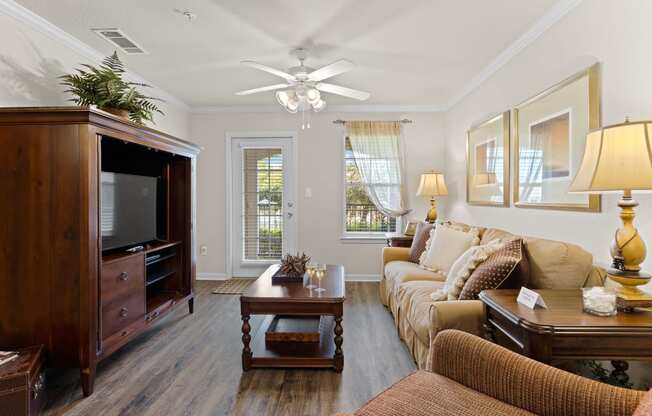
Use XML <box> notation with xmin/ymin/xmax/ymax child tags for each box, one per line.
<box><xmin>235</xmin><ymin>48</ymin><xmax>371</xmax><ymax>114</ymax></box>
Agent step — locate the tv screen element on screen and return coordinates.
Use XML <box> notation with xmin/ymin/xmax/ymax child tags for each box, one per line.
<box><xmin>101</xmin><ymin>172</ymin><xmax>159</xmax><ymax>251</ymax></box>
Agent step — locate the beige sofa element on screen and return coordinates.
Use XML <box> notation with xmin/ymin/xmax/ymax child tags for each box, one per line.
<box><xmin>381</xmin><ymin>223</ymin><xmax>607</xmax><ymax>369</ymax></box>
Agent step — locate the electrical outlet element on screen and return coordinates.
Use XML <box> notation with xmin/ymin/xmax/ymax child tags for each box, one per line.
<box><xmin>305</xmin><ymin>187</ymin><xmax>312</xmax><ymax>198</ymax></box>
<box><xmin>200</xmin><ymin>245</ymin><xmax>208</xmax><ymax>255</ymax></box>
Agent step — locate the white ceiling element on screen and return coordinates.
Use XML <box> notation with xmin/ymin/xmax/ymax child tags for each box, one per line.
<box><xmin>17</xmin><ymin>0</ymin><xmax>559</xmax><ymax>109</ymax></box>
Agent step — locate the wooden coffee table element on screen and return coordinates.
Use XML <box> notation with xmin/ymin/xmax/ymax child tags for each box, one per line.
<box><xmin>240</xmin><ymin>264</ymin><xmax>346</xmax><ymax>372</ymax></box>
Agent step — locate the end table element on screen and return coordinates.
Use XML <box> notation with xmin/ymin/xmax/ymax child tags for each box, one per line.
<box><xmin>385</xmin><ymin>232</ymin><xmax>413</xmax><ymax>248</ymax></box>
<box><xmin>479</xmin><ymin>289</ymin><xmax>652</xmax><ymax>382</ymax></box>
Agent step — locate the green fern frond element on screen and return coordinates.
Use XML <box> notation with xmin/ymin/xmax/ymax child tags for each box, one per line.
<box><xmin>60</xmin><ymin>51</ymin><xmax>165</xmax><ymax>125</ymax></box>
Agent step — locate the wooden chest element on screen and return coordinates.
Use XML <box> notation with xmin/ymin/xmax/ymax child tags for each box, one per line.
<box><xmin>0</xmin><ymin>346</ymin><xmax>46</xmax><ymax>416</ymax></box>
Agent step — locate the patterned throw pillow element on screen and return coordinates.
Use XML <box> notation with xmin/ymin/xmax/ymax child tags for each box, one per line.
<box><xmin>430</xmin><ymin>240</ymin><xmax>504</xmax><ymax>302</ymax></box>
<box><xmin>458</xmin><ymin>238</ymin><xmax>530</xmax><ymax>300</ymax></box>
<box><xmin>408</xmin><ymin>222</ymin><xmax>434</xmax><ymax>263</ymax></box>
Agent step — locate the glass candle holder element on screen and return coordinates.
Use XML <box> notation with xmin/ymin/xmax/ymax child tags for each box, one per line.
<box><xmin>582</xmin><ymin>287</ymin><xmax>617</xmax><ymax>316</ymax></box>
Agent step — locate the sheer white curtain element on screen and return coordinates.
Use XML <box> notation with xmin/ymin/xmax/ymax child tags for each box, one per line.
<box><xmin>346</xmin><ymin>121</ymin><xmax>411</xmax><ymax>217</ymax></box>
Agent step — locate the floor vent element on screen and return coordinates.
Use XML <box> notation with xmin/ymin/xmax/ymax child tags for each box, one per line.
<box><xmin>91</xmin><ymin>28</ymin><xmax>148</xmax><ymax>55</ymax></box>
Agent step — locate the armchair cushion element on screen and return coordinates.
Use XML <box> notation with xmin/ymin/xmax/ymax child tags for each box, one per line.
<box><xmin>353</xmin><ymin>371</ymin><xmax>533</xmax><ymax>416</ymax></box>
<box><xmin>633</xmin><ymin>389</ymin><xmax>652</xmax><ymax>416</ymax></box>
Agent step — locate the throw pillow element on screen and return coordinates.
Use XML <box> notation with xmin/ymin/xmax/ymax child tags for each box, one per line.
<box><xmin>408</xmin><ymin>222</ymin><xmax>434</xmax><ymax>263</ymax></box>
<box><xmin>458</xmin><ymin>238</ymin><xmax>530</xmax><ymax>300</ymax></box>
<box><xmin>419</xmin><ymin>223</ymin><xmax>480</xmax><ymax>274</ymax></box>
<box><xmin>430</xmin><ymin>239</ymin><xmax>504</xmax><ymax>301</ymax></box>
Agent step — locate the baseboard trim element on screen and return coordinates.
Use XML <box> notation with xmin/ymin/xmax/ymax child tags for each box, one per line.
<box><xmin>197</xmin><ymin>272</ymin><xmax>379</xmax><ymax>282</ymax></box>
<box><xmin>346</xmin><ymin>274</ymin><xmax>381</xmax><ymax>282</ymax></box>
<box><xmin>196</xmin><ymin>273</ymin><xmax>229</xmax><ymax>281</ymax></box>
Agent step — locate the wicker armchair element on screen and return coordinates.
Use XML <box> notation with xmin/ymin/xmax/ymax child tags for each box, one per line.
<box><xmin>343</xmin><ymin>330</ymin><xmax>644</xmax><ymax>416</ymax></box>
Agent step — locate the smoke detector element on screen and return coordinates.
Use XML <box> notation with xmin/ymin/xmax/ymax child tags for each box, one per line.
<box><xmin>174</xmin><ymin>8</ymin><xmax>197</xmax><ymax>22</ymax></box>
<box><xmin>91</xmin><ymin>28</ymin><xmax>147</xmax><ymax>55</ymax></box>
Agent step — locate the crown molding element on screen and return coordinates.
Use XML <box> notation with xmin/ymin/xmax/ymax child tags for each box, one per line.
<box><xmin>445</xmin><ymin>0</ymin><xmax>583</xmax><ymax>110</ymax></box>
<box><xmin>0</xmin><ymin>0</ymin><xmax>189</xmax><ymax>110</ymax></box>
<box><xmin>191</xmin><ymin>104</ymin><xmax>444</xmax><ymax>114</ymax></box>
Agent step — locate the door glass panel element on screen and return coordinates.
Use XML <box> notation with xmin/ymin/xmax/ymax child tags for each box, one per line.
<box><xmin>242</xmin><ymin>148</ymin><xmax>283</xmax><ymax>260</ymax></box>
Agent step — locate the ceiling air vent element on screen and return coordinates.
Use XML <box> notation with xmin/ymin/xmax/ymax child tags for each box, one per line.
<box><xmin>91</xmin><ymin>28</ymin><xmax>148</xmax><ymax>55</ymax></box>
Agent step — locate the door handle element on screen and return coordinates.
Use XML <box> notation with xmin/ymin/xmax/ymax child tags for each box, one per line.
<box><xmin>287</xmin><ymin>212</ymin><xmax>293</xmax><ymax>218</ymax></box>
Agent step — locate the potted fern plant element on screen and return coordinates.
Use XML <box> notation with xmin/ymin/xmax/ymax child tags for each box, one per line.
<box><xmin>60</xmin><ymin>52</ymin><xmax>163</xmax><ymax>125</ymax></box>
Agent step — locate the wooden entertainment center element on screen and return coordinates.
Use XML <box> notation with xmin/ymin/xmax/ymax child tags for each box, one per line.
<box><xmin>0</xmin><ymin>107</ymin><xmax>200</xmax><ymax>397</ymax></box>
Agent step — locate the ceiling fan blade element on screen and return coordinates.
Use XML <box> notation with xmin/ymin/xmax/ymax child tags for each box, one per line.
<box><xmin>316</xmin><ymin>83</ymin><xmax>370</xmax><ymax>101</ymax></box>
<box><xmin>235</xmin><ymin>84</ymin><xmax>290</xmax><ymax>96</ymax></box>
<box><xmin>241</xmin><ymin>60</ymin><xmax>295</xmax><ymax>81</ymax></box>
<box><xmin>308</xmin><ymin>59</ymin><xmax>354</xmax><ymax>81</ymax></box>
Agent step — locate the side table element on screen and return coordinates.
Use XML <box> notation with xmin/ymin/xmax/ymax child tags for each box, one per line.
<box><xmin>479</xmin><ymin>289</ymin><xmax>652</xmax><ymax>383</ymax></box>
<box><xmin>385</xmin><ymin>232</ymin><xmax>413</xmax><ymax>248</ymax></box>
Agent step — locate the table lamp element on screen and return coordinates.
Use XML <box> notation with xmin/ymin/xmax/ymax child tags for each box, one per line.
<box><xmin>416</xmin><ymin>172</ymin><xmax>448</xmax><ymax>223</ymax></box>
<box><xmin>569</xmin><ymin>119</ymin><xmax>652</xmax><ymax>307</ymax></box>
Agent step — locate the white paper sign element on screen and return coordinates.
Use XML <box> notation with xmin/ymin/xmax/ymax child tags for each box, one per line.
<box><xmin>517</xmin><ymin>287</ymin><xmax>548</xmax><ymax>309</ymax></box>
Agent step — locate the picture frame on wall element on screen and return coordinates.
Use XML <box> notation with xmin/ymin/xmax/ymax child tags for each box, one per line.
<box><xmin>466</xmin><ymin>111</ymin><xmax>510</xmax><ymax>206</ymax></box>
<box><xmin>513</xmin><ymin>63</ymin><xmax>601</xmax><ymax>212</ymax></box>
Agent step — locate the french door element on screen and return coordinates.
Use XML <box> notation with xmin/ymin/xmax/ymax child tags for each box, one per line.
<box><xmin>230</xmin><ymin>136</ymin><xmax>297</xmax><ymax>277</ymax></box>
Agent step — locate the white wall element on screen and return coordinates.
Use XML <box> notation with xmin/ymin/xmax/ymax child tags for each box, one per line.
<box><xmin>443</xmin><ymin>0</ymin><xmax>652</xmax><ymax>273</ymax></box>
<box><xmin>0</xmin><ymin>12</ymin><xmax>190</xmax><ymax>138</ymax></box>
<box><xmin>191</xmin><ymin>111</ymin><xmax>444</xmax><ymax>279</ymax></box>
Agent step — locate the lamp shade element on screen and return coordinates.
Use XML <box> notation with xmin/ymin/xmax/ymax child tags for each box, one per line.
<box><xmin>569</xmin><ymin>121</ymin><xmax>652</xmax><ymax>192</ymax></box>
<box><xmin>416</xmin><ymin>172</ymin><xmax>448</xmax><ymax>197</ymax></box>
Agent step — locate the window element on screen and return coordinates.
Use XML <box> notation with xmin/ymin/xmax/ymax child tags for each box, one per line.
<box><xmin>242</xmin><ymin>148</ymin><xmax>283</xmax><ymax>260</ymax></box>
<box><xmin>344</xmin><ymin>137</ymin><xmax>397</xmax><ymax>236</ymax></box>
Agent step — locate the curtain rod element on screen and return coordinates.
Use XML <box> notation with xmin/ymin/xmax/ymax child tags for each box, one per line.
<box><xmin>332</xmin><ymin>118</ymin><xmax>413</xmax><ymax>124</ymax></box>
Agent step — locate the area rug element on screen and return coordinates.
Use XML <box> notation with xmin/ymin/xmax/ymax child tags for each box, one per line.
<box><xmin>211</xmin><ymin>278</ymin><xmax>255</xmax><ymax>295</ymax></box>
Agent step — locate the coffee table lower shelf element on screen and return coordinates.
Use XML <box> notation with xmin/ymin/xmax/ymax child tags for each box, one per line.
<box><xmin>245</xmin><ymin>315</ymin><xmax>341</xmax><ymax>371</ymax></box>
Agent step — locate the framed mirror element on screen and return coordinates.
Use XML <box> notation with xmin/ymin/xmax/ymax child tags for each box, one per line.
<box><xmin>466</xmin><ymin>111</ymin><xmax>510</xmax><ymax>206</ymax></box>
<box><xmin>513</xmin><ymin>63</ymin><xmax>601</xmax><ymax>211</ymax></box>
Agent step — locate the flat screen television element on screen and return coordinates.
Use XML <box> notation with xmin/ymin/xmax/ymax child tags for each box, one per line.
<box><xmin>101</xmin><ymin>172</ymin><xmax>161</xmax><ymax>251</ymax></box>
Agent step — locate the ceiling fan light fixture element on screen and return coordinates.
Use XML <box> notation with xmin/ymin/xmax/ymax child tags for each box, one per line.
<box><xmin>275</xmin><ymin>90</ymin><xmax>290</xmax><ymax>107</ymax></box>
<box><xmin>286</xmin><ymin>95</ymin><xmax>299</xmax><ymax>112</ymax></box>
<box><xmin>312</xmin><ymin>99</ymin><xmax>326</xmax><ymax>112</ymax></box>
<box><xmin>306</xmin><ymin>88</ymin><xmax>320</xmax><ymax>104</ymax></box>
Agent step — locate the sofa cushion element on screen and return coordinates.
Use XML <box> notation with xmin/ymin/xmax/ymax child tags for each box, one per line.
<box><xmin>396</xmin><ymin>280</ymin><xmax>444</xmax><ymax>345</ymax></box>
<box><xmin>459</xmin><ymin>238</ymin><xmax>529</xmax><ymax>300</ymax></box>
<box><xmin>419</xmin><ymin>224</ymin><xmax>480</xmax><ymax>273</ymax></box>
<box><xmin>524</xmin><ymin>237</ymin><xmax>593</xmax><ymax>289</ymax></box>
<box><xmin>409</xmin><ymin>222</ymin><xmax>434</xmax><ymax>263</ymax></box>
<box><xmin>385</xmin><ymin>261</ymin><xmax>445</xmax><ymax>305</ymax></box>
<box><xmin>480</xmin><ymin>227</ymin><xmax>517</xmax><ymax>245</ymax></box>
<box><xmin>481</xmin><ymin>228</ymin><xmax>594</xmax><ymax>289</ymax></box>
<box><xmin>354</xmin><ymin>370</ymin><xmax>534</xmax><ymax>416</ymax></box>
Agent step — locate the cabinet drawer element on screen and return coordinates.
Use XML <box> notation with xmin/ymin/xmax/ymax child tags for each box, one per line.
<box><xmin>101</xmin><ymin>253</ymin><xmax>145</xmax><ymax>301</ymax></box>
<box><xmin>101</xmin><ymin>254</ymin><xmax>145</xmax><ymax>339</ymax></box>
<box><xmin>102</xmin><ymin>290</ymin><xmax>145</xmax><ymax>340</ymax></box>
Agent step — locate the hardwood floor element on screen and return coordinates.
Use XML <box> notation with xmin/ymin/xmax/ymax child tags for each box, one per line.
<box><xmin>44</xmin><ymin>282</ymin><xmax>416</xmax><ymax>415</ymax></box>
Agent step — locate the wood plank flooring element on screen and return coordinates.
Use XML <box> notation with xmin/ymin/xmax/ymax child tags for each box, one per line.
<box><xmin>43</xmin><ymin>282</ymin><xmax>416</xmax><ymax>416</ymax></box>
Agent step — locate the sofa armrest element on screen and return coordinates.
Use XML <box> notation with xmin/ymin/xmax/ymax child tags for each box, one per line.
<box><xmin>382</xmin><ymin>247</ymin><xmax>411</xmax><ymax>268</ymax></box>
<box><xmin>428</xmin><ymin>300</ymin><xmax>485</xmax><ymax>339</ymax></box>
<box><xmin>430</xmin><ymin>330</ymin><xmax>644</xmax><ymax>416</ymax></box>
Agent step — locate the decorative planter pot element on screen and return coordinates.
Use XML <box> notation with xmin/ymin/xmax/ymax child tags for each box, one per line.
<box><xmin>100</xmin><ymin>107</ymin><xmax>130</xmax><ymax>120</ymax></box>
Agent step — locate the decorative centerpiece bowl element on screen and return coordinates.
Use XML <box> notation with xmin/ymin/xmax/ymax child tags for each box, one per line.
<box><xmin>273</xmin><ymin>252</ymin><xmax>311</xmax><ymax>283</ymax></box>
